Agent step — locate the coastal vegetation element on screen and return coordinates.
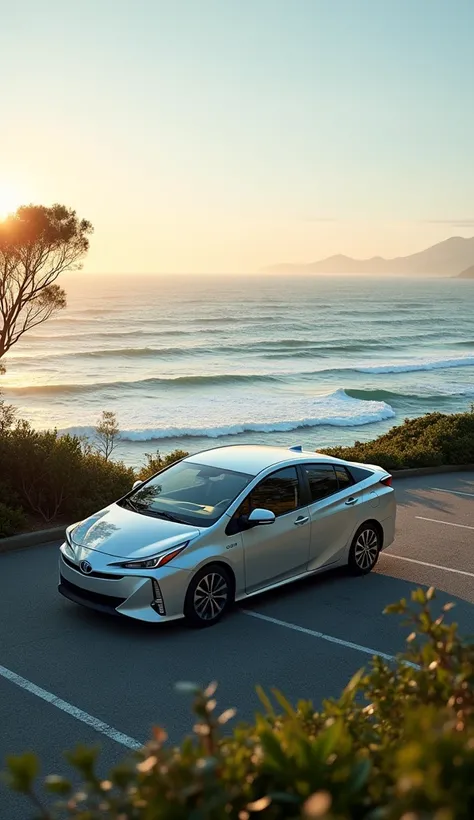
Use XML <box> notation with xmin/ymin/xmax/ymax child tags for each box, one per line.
<box><xmin>324</xmin><ymin>409</ymin><xmax>474</xmax><ymax>471</ymax></box>
<box><xmin>0</xmin><ymin>408</ymin><xmax>473</xmax><ymax>537</ymax></box>
<box><xmin>5</xmin><ymin>587</ymin><xmax>474</xmax><ymax>818</ymax></box>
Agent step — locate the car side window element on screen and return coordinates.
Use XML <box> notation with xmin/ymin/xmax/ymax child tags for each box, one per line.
<box><xmin>334</xmin><ymin>465</ymin><xmax>354</xmax><ymax>490</ymax></box>
<box><xmin>237</xmin><ymin>467</ymin><xmax>301</xmax><ymax>519</ymax></box>
<box><xmin>303</xmin><ymin>464</ymin><xmax>339</xmax><ymax>502</ymax></box>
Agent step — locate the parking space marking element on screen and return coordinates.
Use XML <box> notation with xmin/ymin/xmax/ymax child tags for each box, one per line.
<box><xmin>430</xmin><ymin>487</ymin><xmax>474</xmax><ymax>498</ymax></box>
<box><xmin>242</xmin><ymin>611</ymin><xmax>418</xmax><ymax>668</ymax></box>
<box><xmin>416</xmin><ymin>516</ymin><xmax>474</xmax><ymax>530</ymax></box>
<box><xmin>0</xmin><ymin>664</ymin><xmax>143</xmax><ymax>750</ymax></box>
<box><xmin>382</xmin><ymin>553</ymin><xmax>474</xmax><ymax>578</ymax></box>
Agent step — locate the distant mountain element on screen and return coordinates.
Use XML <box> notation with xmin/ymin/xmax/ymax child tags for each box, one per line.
<box><xmin>264</xmin><ymin>236</ymin><xmax>474</xmax><ymax>276</ymax></box>
<box><xmin>458</xmin><ymin>264</ymin><xmax>474</xmax><ymax>279</ymax></box>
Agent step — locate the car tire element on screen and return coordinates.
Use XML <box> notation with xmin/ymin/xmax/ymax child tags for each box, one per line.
<box><xmin>184</xmin><ymin>564</ymin><xmax>232</xmax><ymax>627</ymax></box>
<box><xmin>348</xmin><ymin>523</ymin><xmax>381</xmax><ymax>575</ymax></box>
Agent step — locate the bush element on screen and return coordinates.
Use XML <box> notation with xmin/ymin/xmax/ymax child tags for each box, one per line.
<box><xmin>136</xmin><ymin>448</ymin><xmax>190</xmax><ymax>481</ymax></box>
<box><xmin>0</xmin><ymin>501</ymin><xmax>26</xmax><ymax>537</ymax></box>
<box><xmin>4</xmin><ymin>588</ymin><xmax>474</xmax><ymax>819</ymax></box>
<box><xmin>0</xmin><ymin>422</ymin><xmax>135</xmax><ymax>530</ymax></box>
<box><xmin>323</xmin><ymin>409</ymin><xmax>474</xmax><ymax>470</ymax></box>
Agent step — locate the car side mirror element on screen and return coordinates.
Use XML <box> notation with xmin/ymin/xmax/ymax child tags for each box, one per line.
<box><xmin>247</xmin><ymin>508</ymin><xmax>276</xmax><ymax>526</ymax></box>
<box><xmin>132</xmin><ymin>480</ymin><xmax>142</xmax><ymax>491</ymax></box>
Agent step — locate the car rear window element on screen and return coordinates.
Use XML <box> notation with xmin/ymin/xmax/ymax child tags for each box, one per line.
<box><xmin>348</xmin><ymin>465</ymin><xmax>374</xmax><ymax>483</ymax></box>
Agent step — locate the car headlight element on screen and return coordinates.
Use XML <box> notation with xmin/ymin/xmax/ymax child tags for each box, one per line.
<box><xmin>66</xmin><ymin>522</ymin><xmax>82</xmax><ymax>542</ymax></box>
<box><xmin>63</xmin><ymin>539</ymin><xmax>75</xmax><ymax>560</ymax></box>
<box><xmin>64</xmin><ymin>522</ymin><xmax>84</xmax><ymax>559</ymax></box>
<box><xmin>111</xmin><ymin>542</ymin><xmax>189</xmax><ymax>570</ymax></box>
<box><xmin>64</xmin><ymin>529</ymin><xmax>76</xmax><ymax>558</ymax></box>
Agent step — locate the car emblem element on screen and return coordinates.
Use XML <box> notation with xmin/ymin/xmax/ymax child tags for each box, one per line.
<box><xmin>80</xmin><ymin>560</ymin><xmax>93</xmax><ymax>574</ymax></box>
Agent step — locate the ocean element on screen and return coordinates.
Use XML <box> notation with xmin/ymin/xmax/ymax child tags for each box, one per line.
<box><xmin>2</xmin><ymin>275</ymin><xmax>474</xmax><ymax>468</ymax></box>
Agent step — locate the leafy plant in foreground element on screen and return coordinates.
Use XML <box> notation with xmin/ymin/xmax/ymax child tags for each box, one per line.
<box><xmin>4</xmin><ymin>588</ymin><xmax>474</xmax><ymax>819</ymax></box>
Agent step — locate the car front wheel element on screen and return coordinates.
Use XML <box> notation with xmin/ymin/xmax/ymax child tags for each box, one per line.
<box><xmin>348</xmin><ymin>523</ymin><xmax>381</xmax><ymax>575</ymax></box>
<box><xmin>184</xmin><ymin>564</ymin><xmax>231</xmax><ymax>627</ymax></box>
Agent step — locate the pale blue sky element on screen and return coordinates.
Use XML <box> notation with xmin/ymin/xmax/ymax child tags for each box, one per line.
<box><xmin>1</xmin><ymin>0</ymin><xmax>473</xmax><ymax>272</ymax></box>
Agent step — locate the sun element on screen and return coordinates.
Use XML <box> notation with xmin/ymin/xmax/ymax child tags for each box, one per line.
<box><xmin>0</xmin><ymin>183</ymin><xmax>23</xmax><ymax>220</ymax></box>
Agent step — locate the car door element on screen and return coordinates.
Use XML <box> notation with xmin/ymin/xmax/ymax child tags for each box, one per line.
<box><xmin>238</xmin><ymin>466</ymin><xmax>311</xmax><ymax>593</ymax></box>
<box><xmin>302</xmin><ymin>463</ymin><xmax>364</xmax><ymax>571</ymax></box>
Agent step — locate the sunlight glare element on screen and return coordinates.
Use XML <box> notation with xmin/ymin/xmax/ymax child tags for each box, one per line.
<box><xmin>0</xmin><ymin>182</ymin><xmax>22</xmax><ymax>220</ymax></box>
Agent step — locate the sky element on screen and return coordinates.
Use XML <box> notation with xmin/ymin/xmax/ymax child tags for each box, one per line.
<box><xmin>1</xmin><ymin>0</ymin><xmax>474</xmax><ymax>274</ymax></box>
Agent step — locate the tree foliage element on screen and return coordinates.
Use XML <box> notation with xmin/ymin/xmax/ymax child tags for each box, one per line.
<box><xmin>94</xmin><ymin>410</ymin><xmax>120</xmax><ymax>461</ymax></box>
<box><xmin>0</xmin><ymin>395</ymin><xmax>17</xmax><ymax>432</ymax></box>
<box><xmin>0</xmin><ymin>204</ymin><xmax>93</xmax><ymax>364</ymax></box>
<box><xmin>4</xmin><ymin>588</ymin><xmax>474</xmax><ymax>818</ymax></box>
<box><xmin>137</xmin><ymin>448</ymin><xmax>190</xmax><ymax>481</ymax></box>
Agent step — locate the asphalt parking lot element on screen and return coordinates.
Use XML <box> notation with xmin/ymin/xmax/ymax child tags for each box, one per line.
<box><xmin>1</xmin><ymin>471</ymin><xmax>473</xmax><ymax>818</ymax></box>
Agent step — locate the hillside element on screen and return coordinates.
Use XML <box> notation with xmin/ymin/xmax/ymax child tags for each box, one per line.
<box><xmin>458</xmin><ymin>264</ymin><xmax>474</xmax><ymax>279</ymax></box>
<box><xmin>264</xmin><ymin>235</ymin><xmax>474</xmax><ymax>275</ymax></box>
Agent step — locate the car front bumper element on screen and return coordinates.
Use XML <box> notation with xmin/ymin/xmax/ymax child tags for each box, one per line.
<box><xmin>58</xmin><ymin>546</ymin><xmax>188</xmax><ymax>623</ymax></box>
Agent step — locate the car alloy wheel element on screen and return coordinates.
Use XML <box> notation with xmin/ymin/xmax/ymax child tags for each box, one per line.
<box><xmin>185</xmin><ymin>564</ymin><xmax>231</xmax><ymax>627</ymax></box>
<box><xmin>349</xmin><ymin>524</ymin><xmax>381</xmax><ymax>575</ymax></box>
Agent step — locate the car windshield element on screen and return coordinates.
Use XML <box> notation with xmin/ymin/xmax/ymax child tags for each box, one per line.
<box><xmin>121</xmin><ymin>461</ymin><xmax>252</xmax><ymax>527</ymax></box>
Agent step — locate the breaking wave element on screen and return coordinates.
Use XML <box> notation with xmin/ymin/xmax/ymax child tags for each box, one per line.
<box><xmin>59</xmin><ymin>389</ymin><xmax>395</xmax><ymax>441</ymax></box>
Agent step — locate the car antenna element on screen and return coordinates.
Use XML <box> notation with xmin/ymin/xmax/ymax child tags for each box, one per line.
<box><xmin>288</xmin><ymin>445</ymin><xmax>303</xmax><ymax>452</ymax></box>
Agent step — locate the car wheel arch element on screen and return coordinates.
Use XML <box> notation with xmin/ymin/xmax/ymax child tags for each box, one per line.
<box><xmin>348</xmin><ymin>517</ymin><xmax>384</xmax><ymax>549</ymax></box>
<box><xmin>186</xmin><ymin>560</ymin><xmax>236</xmax><ymax>603</ymax></box>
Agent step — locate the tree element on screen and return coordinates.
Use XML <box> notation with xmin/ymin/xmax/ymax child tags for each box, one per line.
<box><xmin>0</xmin><ymin>396</ymin><xmax>16</xmax><ymax>432</ymax></box>
<box><xmin>0</xmin><ymin>204</ymin><xmax>93</xmax><ymax>367</ymax></box>
<box><xmin>94</xmin><ymin>410</ymin><xmax>120</xmax><ymax>461</ymax></box>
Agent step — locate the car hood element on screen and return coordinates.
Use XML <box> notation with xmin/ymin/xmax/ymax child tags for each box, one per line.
<box><xmin>70</xmin><ymin>504</ymin><xmax>201</xmax><ymax>560</ymax></box>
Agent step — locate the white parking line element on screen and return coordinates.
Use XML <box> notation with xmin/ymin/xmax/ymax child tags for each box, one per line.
<box><xmin>382</xmin><ymin>553</ymin><xmax>474</xmax><ymax>578</ymax></box>
<box><xmin>0</xmin><ymin>664</ymin><xmax>143</xmax><ymax>750</ymax></box>
<box><xmin>416</xmin><ymin>516</ymin><xmax>474</xmax><ymax>530</ymax></box>
<box><xmin>242</xmin><ymin>610</ymin><xmax>419</xmax><ymax>668</ymax></box>
<box><xmin>431</xmin><ymin>487</ymin><xmax>474</xmax><ymax>498</ymax></box>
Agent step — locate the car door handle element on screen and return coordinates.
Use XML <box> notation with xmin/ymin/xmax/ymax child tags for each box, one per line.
<box><xmin>294</xmin><ymin>516</ymin><xmax>309</xmax><ymax>526</ymax></box>
<box><xmin>345</xmin><ymin>497</ymin><xmax>358</xmax><ymax>506</ymax></box>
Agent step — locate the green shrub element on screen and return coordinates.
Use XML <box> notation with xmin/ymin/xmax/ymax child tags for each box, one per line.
<box><xmin>0</xmin><ymin>501</ymin><xmax>26</xmax><ymax>537</ymax></box>
<box><xmin>0</xmin><ymin>422</ymin><xmax>135</xmax><ymax>530</ymax></box>
<box><xmin>136</xmin><ymin>448</ymin><xmax>190</xmax><ymax>481</ymax></box>
<box><xmin>65</xmin><ymin>451</ymin><xmax>135</xmax><ymax>520</ymax></box>
<box><xmin>4</xmin><ymin>588</ymin><xmax>474</xmax><ymax>819</ymax></box>
<box><xmin>323</xmin><ymin>410</ymin><xmax>474</xmax><ymax>470</ymax></box>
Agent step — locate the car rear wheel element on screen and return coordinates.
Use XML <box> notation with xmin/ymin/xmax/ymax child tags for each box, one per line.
<box><xmin>348</xmin><ymin>523</ymin><xmax>381</xmax><ymax>575</ymax></box>
<box><xmin>184</xmin><ymin>564</ymin><xmax>231</xmax><ymax>627</ymax></box>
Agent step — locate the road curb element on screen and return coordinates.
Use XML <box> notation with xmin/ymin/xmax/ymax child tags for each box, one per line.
<box><xmin>0</xmin><ymin>526</ymin><xmax>66</xmax><ymax>554</ymax></box>
<box><xmin>391</xmin><ymin>464</ymin><xmax>474</xmax><ymax>479</ymax></box>
<box><xmin>0</xmin><ymin>463</ymin><xmax>473</xmax><ymax>554</ymax></box>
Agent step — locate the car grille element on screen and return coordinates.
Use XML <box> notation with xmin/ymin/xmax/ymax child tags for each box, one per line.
<box><xmin>62</xmin><ymin>553</ymin><xmax>124</xmax><ymax>580</ymax></box>
<box><xmin>58</xmin><ymin>576</ymin><xmax>127</xmax><ymax>616</ymax></box>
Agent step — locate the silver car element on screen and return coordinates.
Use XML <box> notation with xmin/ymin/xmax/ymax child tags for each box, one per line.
<box><xmin>59</xmin><ymin>444</ymin><xmax>396</xmax><ymax>627</ymax></box>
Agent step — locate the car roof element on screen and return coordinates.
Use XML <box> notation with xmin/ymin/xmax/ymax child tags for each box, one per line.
<box><xmin>185</xmin><ymin>444</ymin><xmax>343</xmax><ymax>477</ymax></box>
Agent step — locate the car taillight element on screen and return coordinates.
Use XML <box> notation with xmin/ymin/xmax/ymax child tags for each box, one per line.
<box><xmin>380</xmin><ymin>475</ymin><xmax>393</xmax><ymax>487</ymax></box>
